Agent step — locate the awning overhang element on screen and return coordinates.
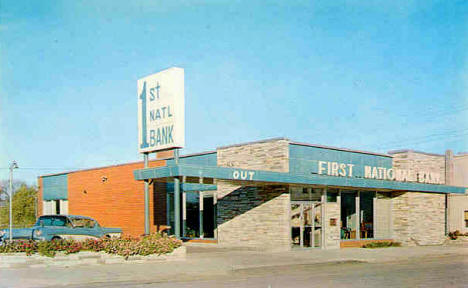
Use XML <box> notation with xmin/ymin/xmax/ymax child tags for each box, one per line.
<box><xmin>134</xmin><ymin>164</ymin><xmax>467</xmax><ymax>194</ymax></box>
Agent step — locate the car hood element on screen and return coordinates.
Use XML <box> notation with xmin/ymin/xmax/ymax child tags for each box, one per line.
<box><xmin>0</xmin><ymin>228</ymin><xmax>34</xmax><ymax>238</ymax></box>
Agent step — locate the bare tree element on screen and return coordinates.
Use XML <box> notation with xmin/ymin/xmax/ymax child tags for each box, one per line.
<box><xmin>0</xmin><ymin>180</ymin><xmax>28</xmax><ymax>202</ymax></box>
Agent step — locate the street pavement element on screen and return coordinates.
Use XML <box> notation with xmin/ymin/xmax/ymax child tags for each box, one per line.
<box><xmin>67</xmin><ymin>255</ymin><xmax>468</xmax><ymax>288</ymax></box>
<box><xmin>0</xmin><ymin>242</ymin><xmax>467</xmax><ymax>288</ymax></box>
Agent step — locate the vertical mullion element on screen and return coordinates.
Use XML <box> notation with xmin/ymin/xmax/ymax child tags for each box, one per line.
<box><xmin>300</xmin><ymin>204</ymin><xmax>304</xmax><ymax>248</ymax></box>
<box><xmin>312</xmin><ymin>204</ymin><xmax>315</xmax><ymax>248</ymax></box>
<box><xmin>174</xmin><ymin>177</ymin><xmax>181</xmax><ymax>239</ymax></box>
<box><xmin>356</xmin><ymin>191</ymin><xmax>360</xmax><ymax>240</ymax></box>
<box><xmin>182</xmin><ymin>192</ymin><xmax>186</xmax><ymax>238</ymax></box>
<box><xmin>213</xmin><ymin>192</ymin><xmax>218</xmax><ymax>240</ymax></box>
<box><xmin>199</xmin><ymin>191</ymin><xmax>204</xmax><ymax>239</ymax></box>
<box><xmin>321</xmin><ymin>188</ymin><xmax>326</xmax><ymax>249</ymax></box>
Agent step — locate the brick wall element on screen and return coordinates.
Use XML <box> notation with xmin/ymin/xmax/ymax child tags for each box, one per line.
<box><xmin>37</xmin><ymin>177</ymin><xmax>43</xmax><ymax>217</ymax></box>
<box><xmin>39</xmin><ymin>160</ymin><xmax>166</xmax><ymax>237</ymax></box>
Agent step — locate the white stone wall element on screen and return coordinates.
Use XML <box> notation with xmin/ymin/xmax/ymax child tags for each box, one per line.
<box><xmin>392</xmin><ymin>192</ymin><xmax>446</xmax><ymax>246</ymax></box>
<box><xmin>374</xmin><ymin>192</ymin><xmax>392</xmax><ymax>239</ymax></box>
<box><xmin>452</xmin><ymin>154</ymin><xmax>468</xmax><ymax>187</ymax></box>
<box><xmin>217</xmin><ymin>138</ymin><xmax>289</xmax><ymax>173</ymax></box>
<box><xmin>217</xmin><ymin>185</ymin><xmax>290</xmax><ymax>250</ymax></box>
<box><xmin>391</xmin><ymin>151</ymin><xmax>445</xmax><ymax>184</ymax></box>
<box><xmin>391</xmin><ymin>192</ymin><xmax>411</xmax><ymax>245</ymax></box>
<box><xmin>324</xmin><ymin>201</ymin><xmax>340</xmax><ymax>249</ymax></box>
<box><xmin>448</xmin><ymin>194</ymin><xmax>468</xmax><ymax>234</ymax></box>
<box><xmin>216</xmin><ymin>139</ymin><xmax>291</xmax><ymax>250</ymax></box>
<box><xmin>390</xmin><ymin>151</ymin><xmax>448</xmax><ymax>245</ymax></box>
<box><xmin>448</xmin><ymin>153</ymin><xmax>468</xmax><ymax>233</ymax></box>
<box><xmin>409</xmin><ymin>193</ymin><xmax>445</xmax><ymax>245</ymax></box>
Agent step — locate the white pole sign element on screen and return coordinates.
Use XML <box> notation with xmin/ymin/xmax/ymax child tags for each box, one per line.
<box><xmin>138</xmin><ymin>67</ymin><xmax>184</xmax><ymax>153</ymax></box>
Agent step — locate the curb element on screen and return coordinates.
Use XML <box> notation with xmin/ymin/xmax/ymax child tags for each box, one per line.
<box><xmin>230</xmin><ymin>259</ymin><xmax>366</xmax><ymax>272</ymax></box>
<box><xmin>0</xmin><ymin>246</ymin><xmax>186</xmax><ymax>269</ymax></box>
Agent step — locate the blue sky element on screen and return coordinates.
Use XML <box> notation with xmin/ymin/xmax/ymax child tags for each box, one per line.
<box><xmin>1</xmin><ymin>0</ymin><xmax>467</xmax><ymax>185</ymax></box>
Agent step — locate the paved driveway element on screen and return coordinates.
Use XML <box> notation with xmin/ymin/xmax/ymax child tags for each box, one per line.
<box><xmin>71</xmin><ymin>255</ymin><xmax>467</xmax><ymax>288</ymax></box>
<box><xmin>1</xmin><ymin>243</ymin><xmax>467</xmax><ymax>288</ymax></box>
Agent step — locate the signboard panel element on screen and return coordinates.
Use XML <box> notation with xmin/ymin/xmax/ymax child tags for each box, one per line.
<box><xmin>138</xmin><ymin>67</ymin><xmax>184</xmax><ymax>153</ymax></box>
<box><xmin>289</xmin><ymin>144</ymin><xmax>442</xmax><ymax>184</ymax></box>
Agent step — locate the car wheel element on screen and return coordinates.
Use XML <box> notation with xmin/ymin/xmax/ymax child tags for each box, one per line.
<box><xmin>51</xmin><ymin>236</ymin><xmax>61</xmax><ymax>241</ymax></box>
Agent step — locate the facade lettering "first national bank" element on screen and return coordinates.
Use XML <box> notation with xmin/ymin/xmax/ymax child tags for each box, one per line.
<box><xmin>317</xmin><ymin>160</ymin><xmax>442</xmax><ymax>184</ymax></box>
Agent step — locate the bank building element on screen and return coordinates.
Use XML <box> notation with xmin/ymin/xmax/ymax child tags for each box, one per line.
<box><xmin>38</xmin><ymin>138</ymin><xmax>468</xmax><ymax>249</ymax></box>
<box><xmin>38</xmin><ymin>67</ymin><xmax>468</xmax><ymax>250</ymax></box>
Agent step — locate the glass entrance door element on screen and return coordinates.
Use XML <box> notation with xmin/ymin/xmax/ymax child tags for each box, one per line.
<box><xmin>291</xmin><ymin>201</ymin><xmax>322</xmax><ymax>248</ymax></box>
<box><xmin>167</xmin><ymin>191</ymin><xmax>216</xmax><ymax>239</ymax></box>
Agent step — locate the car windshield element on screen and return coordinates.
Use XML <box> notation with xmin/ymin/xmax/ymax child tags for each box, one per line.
<box><xmin>36</xmin><ymin>216</ymin><xmax>71</xmax><ymax>227</ymax></box>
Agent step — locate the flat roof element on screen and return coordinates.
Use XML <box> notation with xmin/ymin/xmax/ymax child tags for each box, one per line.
<box><xmin>39</xmin><ymin>151</ymin><xmax>217</xmax><ymax>178</ymax></box>
<box><xmin>290</xmin><ymin>141</ymin><xmax>391</xmax><ymax>158</ymax></box>
<box><xmin>41</xmin><ymin>137</ymin><xmax>457</xmax><ymax>179</ymax></box>
<box><xmin>217</xmin><ymin>137</ymin><xmax>392</xmax><ymax>157</ymax></box>
<box><xmin>387</xmin><ymin>149</ymin><xmax>444</xmax><ymax>157</ymax></box>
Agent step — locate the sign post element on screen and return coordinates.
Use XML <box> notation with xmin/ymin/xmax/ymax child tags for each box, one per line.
<box><xmin>138</xmin><ymin>67</ymin><xmax>184</xmax><ymax>236</ymax></box>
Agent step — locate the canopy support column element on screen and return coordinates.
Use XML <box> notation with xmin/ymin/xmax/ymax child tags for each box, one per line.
<box><xmin>144</xmin><ymin>153</ymin><xmax>150</xmax><ymax>235</ymax></box>
<box><xmin>174</xmin><ymin>149</ymin><xmax>181</xmax><ymax>239</ymax></box>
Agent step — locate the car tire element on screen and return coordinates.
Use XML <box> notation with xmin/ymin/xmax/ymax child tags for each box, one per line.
<box><xmin>51</xmin><ymin>236</ymin><xmax>61</xmax><ymax>241</ymax></box>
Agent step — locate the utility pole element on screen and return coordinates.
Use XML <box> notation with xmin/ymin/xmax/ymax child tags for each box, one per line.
<box><xmin>9</xmin><ymin>161</ymin><xmax>18</xmax><ymax>242</ymax></box>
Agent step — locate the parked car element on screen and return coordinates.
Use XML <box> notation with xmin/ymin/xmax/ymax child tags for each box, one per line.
<box><xmin>0</xmin><ymin>215</ymin><xmax>122</xmax><ymax>243</ymax></box>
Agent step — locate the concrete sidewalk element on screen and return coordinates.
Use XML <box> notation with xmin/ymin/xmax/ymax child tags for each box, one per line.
<box><xmin>1</xmin><ymin>243</ymin><xmax>467</xmax><ymax>288</ymax></box>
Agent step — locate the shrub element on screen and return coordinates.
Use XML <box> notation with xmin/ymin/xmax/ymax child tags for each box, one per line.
<box><xmin>36</xmin><ymin>239</ymin><xmax>83</xmax><ymax>257</ymax></box>
<box><xmin>448</xmin><ymin>231</ymin><xmax>459</xmax><ymax>240</ymax></box>
<box><xmin>0</xmin><ymin>240</ymin><xmax>37</xmax><ymax>255</ymax></box>
<box><xmin>0</xmin><ymin>233</ymin><xmax>182</xmax><ymax>259</ymax></box>
<box><xmin>362</xmin><ymin>241</ymin><xmax>401</xmax><ymax>248</ymax></box>
<box><xmin>82</xmin><ymin>238</ymin><xmax>106</xmax><ymax>252</ymax></box>
<box><xmin>101</xmin><ymin>233</ymin><xmax>182</xmax><ymax>259</ymax></box>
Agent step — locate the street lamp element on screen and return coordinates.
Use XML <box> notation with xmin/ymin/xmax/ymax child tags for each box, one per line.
<box><xmin>9</xmin><ymin>161</ymin><xmax>18</xmax><ymax>242</ymax></box>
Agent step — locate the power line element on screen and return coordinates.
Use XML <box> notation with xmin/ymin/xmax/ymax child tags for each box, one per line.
<box><xmin>376</xmin><ymin>131</ymin><xmax>468</xmax><ymax>150</ymax></box>
<box><xmin>376</xmin><ymin>128</ymin><xmax>468</xmax><ymax>147</ymax></box>
<box><xmin>396</xmin><ymin>103</ymin><xmax>468</xmax><ymax>119</ymax></box>
<box><xmin>0</xmin><ymin>167</ymin><xmax>95</xmax><ymax>170</ymax></box>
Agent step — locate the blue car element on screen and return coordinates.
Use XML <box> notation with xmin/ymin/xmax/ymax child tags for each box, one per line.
<box><xmin>0</xmin><ymin>215</ymin><xmax>122</xmax><ymax>243</ymax></box>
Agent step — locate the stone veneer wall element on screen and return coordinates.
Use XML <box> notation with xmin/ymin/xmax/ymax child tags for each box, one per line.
<box><xmin>391</xmin><ymin>192</ymin><xmax>411</xmax><ymax>244</ymax></box>
<box><xmin>216</xmin><ymin>139</ymin><xmax>291</xmax><ymax>250</ymax></box>
<box><xmin>374</xmin><ymin>192</ymin><xmax>392</xmax><ymax>239</ymax></box>
<box><xmin>217</xmin><ymin>138</ymin><xmax>290</xmax><ymax>172</ymax></box>
<box><xmin>324</xmin><ymin>201</ymin><xmax>340</xmax><ymax>249</ymax></box>
<box><xmin>217</xmin><ymin>185</ymin><xmax>290</xmax><ymax>250</ymax></box>
<box><xmin>448</xmin><ymin>154</ymin><xmax>468</xmax><ymax>233</ymax></box>
<box><xmin>391</xmin><ymin>151</ymin><xmax>446</xmax><ymax>184</ymax></box>
<box><xmin>392</xmin><ymin>192</ymin><xmax>445</xmax><ymax>245</ymax></box>
<box><xmin>391</xmin><ymin>151</ymin><xmax>448</xmax><ymax>245</ymax></box>
<box><xmin>448</xmin><ymin>194</ymin><xmax>468</xmax><ymax>234</ymax></box>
